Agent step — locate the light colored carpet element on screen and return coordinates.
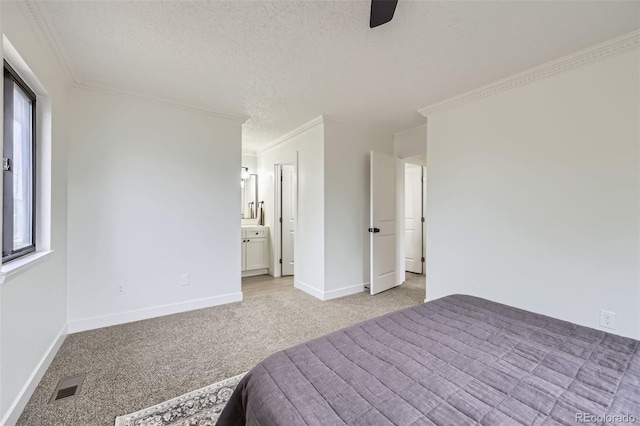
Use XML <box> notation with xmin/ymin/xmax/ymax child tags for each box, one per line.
<box><xmin>17</xmin><ymin>274</ymin><xmax>425</xmax><ymax>426</ymax></box>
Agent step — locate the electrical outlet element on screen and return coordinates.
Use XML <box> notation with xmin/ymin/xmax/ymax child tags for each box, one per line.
<box><xmin>180</xmin><ymin>273</ymin><xmax>190</xmax><ymax>286</ymax></box>
<box><xmin>116</xmin><ymin>283</ymin><xmax>126</xmax><ymax>296</ymax></box>
<box><xmin>600</xmin><ymin>309</ymin><xmax>616</xmax><ymax>330</ymax></box>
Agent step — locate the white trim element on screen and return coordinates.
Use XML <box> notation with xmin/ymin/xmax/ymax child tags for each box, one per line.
<box><xmin>3</xmin><ymin>35</ymin><xmax>49</xmax><ymax>96</ymax></box>
<box><xmin>263</xmin><ymin>114</ymin><xmax>388</xmax><ymax>156</ymax></box>
<box><xmin>1</xmin><ymin>324</ymin><xmax>67</xmax><ymax>426</ymax></box>
<box><xmin>242</xmin><ymin>149</ymin><xmax>257</xmax><ymax>156</ymax></box>
<box><xmin>4</xmin><ymin>37</ymin><xmax>55</xmax><ymax>262</ymax></box>
<box><xmin>241</xmin><ymin>268</ymin><xmax>269</xmax><ymax>277</ymax></box>
<box><xmin>74</xmin><ymin>84</ymin><xmax>248</xmax><ymax>122</ymax></box>
<box><xmin>323</xmin><ymin>283</ymin><xmax>367</xmax><ymax>300</ymax></box>
<box><xmin>17</xmin><ymin>1</ymin><xmax>248</xmax><ymax>123</ymax></box>
<box><xmin>424</xmin><ymin>294</ymin><xmax>437</xmax><ymax>303</ymax></box>
<box><xmin>273</xmin><ymin>164</ymin><xmax>283</xmax><ymax>278</ymax></box>
<box><xmin>418</xmin><ymin>30</ymin><xmax>640</xmax><ymax>117</ymax></box>
<box><xmin>67</xmin><ymin>292</ymin><xmax>243</xmax><ymax>333</ymax></box>
<box><xmin>273</xmin><ymin>156</ymin><xmax>298</xmax><ymax>278</ymax></box>
<box><xmin>295</xmin><ymin>280</ymin><xmax>325</xmax><ymax>300</ymax></box>
<box><xmin>393</xmin><ymin>124</ymin><xmax>428</xmax><ymax>137</ymax></box>
<box><xmin>260</xmin><ymin>115</ymin><xmax>384</xmax><ymax>155</ymax></box>
<box><xmin>258</xmin><ymin>116</ymin><xmax>323</xmax><ymax>154</ymax></box>
<box><xmin>17</xmin><ymin>0</ymin><xmax>77</xmax><ymax>86</ymax></box>
<box><xmin>0</xmin><ymin>250</ymin><xmax>54</xmax><ymax>285</ymax></box>
<box><xmin>295</xmin><ymin>281</ymin><xmax>367</xmax><ymax>301</ymax></box>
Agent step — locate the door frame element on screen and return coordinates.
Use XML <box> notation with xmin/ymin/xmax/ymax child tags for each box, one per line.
<box><xmin>401</xmin><ymin>156</ymin><xmax>427</xmax><ymax>276</ymax></box>
<box><xmin>404</xmin><ymin>163</ymin><xmax>424</xmax><ymax>274</ymax></box>
<box><xmin>273</xmin><ymin>155</ymin><xmax>298</xmax><ymax>278</ymax></box>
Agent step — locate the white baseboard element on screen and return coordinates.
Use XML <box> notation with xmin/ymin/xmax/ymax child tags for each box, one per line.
<box><xmin>295</xmin><ymin>281</ymin><xmax>367</xmax><ymax>301</ymax></box>
<box><xmin>1</xmin><ymin>324</ymin><xmax>67</xmax><ymax>426</ymax></box>
<box><xmin>241</xmin><ymin>269</ymin><xmax>269</xmax><ymax>277</ymax></box>
<box><xmin>67</xmin><ymin>292</ymin><xmax>243</xmax><ymax>333</ymax></box>
<box><xmin>424</xmin><ymin>294</ymin><xmax>437</xmax><ymax>303</ymax></box>
<box><xmin>295</xmin><ymin>280</ymin><xmax>325</xmax><ymax>300</ymax></box>
<box><xmin>323</xmin><ymin>283</ymin><xmax>367</xmax><ymax>300</ymax></box>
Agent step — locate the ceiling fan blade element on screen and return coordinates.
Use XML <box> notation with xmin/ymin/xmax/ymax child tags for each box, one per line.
<box><xmin>370</xmin><ymin>0</ymin><xmax>398</xmax><ymax>28</ymax></box>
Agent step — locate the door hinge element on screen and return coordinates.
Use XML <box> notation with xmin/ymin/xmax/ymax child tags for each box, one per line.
<box><xmin>421</xmin><ymin>257</ymin><xmax>425</xmax><ymax>263</ymax></box>
<box><xmin>279</xmin><ymin>259</ymin><xmax>282</xmax><ymax>264</ymax></box>
<box><xmin>2</xmin><ymin>158</ymin><xmax>10</xmax><ymax>172</ymax></box>
<box><xmin>279</xmin><ymin>217</ymin><xmax>282</xmax><ymax>223</ymax></box>
<box><xmin>421</xmin><ymin>217</ymin><xmax>425</xmax><ymax>223</ymax></box>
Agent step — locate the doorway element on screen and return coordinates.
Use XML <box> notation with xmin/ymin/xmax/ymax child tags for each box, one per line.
<box><xmin>404</xmin><ymin>156</ymin><xmax>426</xmax><ymax>275</ymax></box>
<box><xmin>275</xmin><ymin>160</ymin><xmax>297</xmax><ymax>278</ymax></box>
<box><xmin>280</xmin><ymin>163</ymin><xmax>296</xmax><ymax>276</ymax></box>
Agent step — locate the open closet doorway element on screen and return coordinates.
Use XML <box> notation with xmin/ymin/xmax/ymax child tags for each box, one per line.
<box><xmin>275</xmin><ymin>160</ymin><xmax>297</xmax><ymax>278</ymax></box>
<box><xmin>404</xmin><ymin>156</ymin><xmax>426</xmax><ymax>275</ymax></box>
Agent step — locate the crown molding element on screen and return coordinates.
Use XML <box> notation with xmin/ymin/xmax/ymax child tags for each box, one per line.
<box><xmin>257</xmin><ymin>116</ymin><xmax>324</xmax><ymax>154</ymax></box>
<box><xmin>242</xmin><ymin>149</ymin><xmax>257</xmax><ymax>156</ymax></box>
<box><xmin>17</xmin><ymin>0</ymin><xmax>248</xmax><ymax>123</ymax></box>
<box><xmin>16</xmin><ymin>0</ymin><xmax>77</xmax><ymax>86</ymax></box>
<box><xmin>418</xmin><ymin>30</ymin><xmax>640</xmax><ymax>118</ymax></box>
<box><xmin>74</xmin><ymin>83</ymin><xmax>248</xmax><ymax>122</ymax></box>
<box><xmin>257</xmin><ymin>114</ymin><xmax>395</xmax><ymax>154</ymax></box>
<box><xmin>394</xmin><ymin>123</ymin><xmax>428</xmax><ymax>137</ymax></box>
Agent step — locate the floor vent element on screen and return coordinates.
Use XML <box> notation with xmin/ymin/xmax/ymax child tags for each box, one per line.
<box><xmin>50</xmin><ymin>374</ymin><xmax>85</xmax><ymax>403</ymax></box>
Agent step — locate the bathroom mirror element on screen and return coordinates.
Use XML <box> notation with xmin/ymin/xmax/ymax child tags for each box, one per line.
<box><xmin>241</xmin><ymin>174</ymin><xmax>258</xmax><ymax>219</ymax></box>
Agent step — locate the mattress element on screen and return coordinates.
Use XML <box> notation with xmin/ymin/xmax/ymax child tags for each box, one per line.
<box><xmin>217</xmin><ymin>294</ymin><xmax>640</xmax><ymax>425</ymax></box>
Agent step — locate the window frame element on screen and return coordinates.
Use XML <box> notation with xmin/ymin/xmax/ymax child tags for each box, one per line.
<box><xmin>3</xmin><ymin>60</ymin><xmax>37</xmax><ymax>263</ymax></box>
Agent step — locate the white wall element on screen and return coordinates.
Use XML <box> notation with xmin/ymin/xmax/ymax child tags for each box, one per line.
<box><xmin>258</xmin><ymin>117</ymin><xmax>396</xmax><ymax>300</ymax></box>
<box><xmin>0</xmin><ymin>2</ymin><xmax>70</xmax><ymax>423</ymax></box>
<box><xmin>242</xmin><ymin>153</ymin><xmax>257</xmax><ymax>174</ymax></box>
<box><xmin>394</xmin><ymin>125</ymin><xmax>427</xmax><ymax>159</ymax></box>
<box><xmin>426</xmin><ymin>48</ymin><xmax>640</xmax><ymax>338</ymax></box>
<box><xmin>66</xmin><ymin>89</ymin><xmax>243</xmax><ymax>332</ymax></box>
<box><xmin>257</xmin><ymin>118</ymin><xmax>325</xmax><ymax>296</ymax></box>
<box><xmin>323</xmin><ymin>119</ymin><xmax>394</xmax><ymax>297</ymax></box>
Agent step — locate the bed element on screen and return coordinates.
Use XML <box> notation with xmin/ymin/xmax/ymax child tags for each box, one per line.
<box><xmin>217</xmin><ymin>294</ymin><xmax>640</xmax><ymax>425</ymax></box>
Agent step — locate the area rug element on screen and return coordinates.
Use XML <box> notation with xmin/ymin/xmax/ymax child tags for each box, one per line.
<box><xmin>114</xmin><ymin>373</ymin><xmax>246</xmax><ymax>426</ymax></box>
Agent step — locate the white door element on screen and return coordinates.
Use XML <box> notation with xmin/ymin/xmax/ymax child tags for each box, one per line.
<box><xmin>281</xmin><ymin>164</ymin><xmax>296</xmax><ymax>276</ymax></box>
<box><xmin>405</xmin><ymin>165</ymin><xmax>423</xmax><ymax>273</ymax></box>
<box><xmin>370</xmin><ymin>151</ymin><xmax>398</xmax><ymax>295</ymax></box>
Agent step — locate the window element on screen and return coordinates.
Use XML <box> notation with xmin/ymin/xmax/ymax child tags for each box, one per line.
<box><xmin>3</xmin><ymin>60</ymin><xmax>36</xmax><ymax>262</ymax></box>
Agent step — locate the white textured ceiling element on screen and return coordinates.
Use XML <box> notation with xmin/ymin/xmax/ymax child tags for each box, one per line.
<box><xmin>39</xmin><ymin>1</ymin><xmax>640</xmax><ymax>151</ymax></box>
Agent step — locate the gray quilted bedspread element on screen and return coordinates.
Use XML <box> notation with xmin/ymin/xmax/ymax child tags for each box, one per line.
<box><xmin>217</xmin><ymin>295</ymin><xmax>640</xmax><ymax>425</ymax></box>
